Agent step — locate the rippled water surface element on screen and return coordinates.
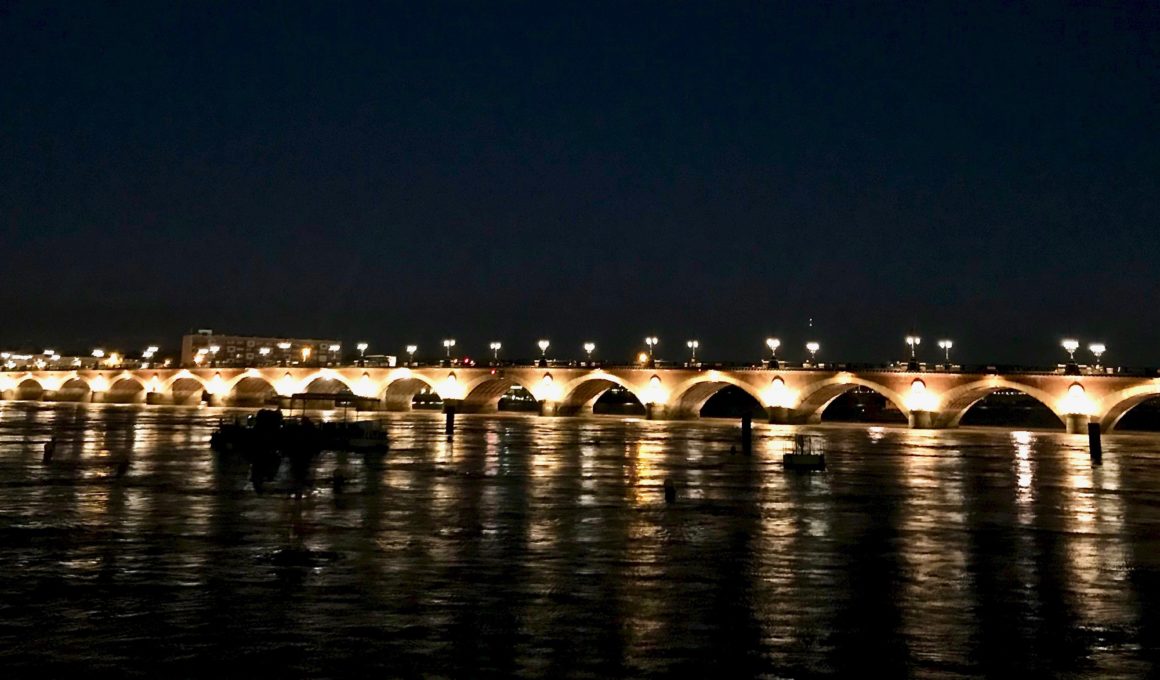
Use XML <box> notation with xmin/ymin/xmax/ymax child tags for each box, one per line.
<box><xmin>1</xmin><ymin>402</ymin><xmax>1159</xmax><ymax>677</ymax></box>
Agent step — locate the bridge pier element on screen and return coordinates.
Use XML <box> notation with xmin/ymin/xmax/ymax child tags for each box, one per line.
<box><xmin>146</xmin><ymin>392</ymin><xmax>171</xmax><ymax>405</ymax></box>
<box><xmin>908</xmin><ymin>410</ymin><xmax>935</xmax><ymax>429</ymax></box>
<box><xmin>1065</xmin><ymin>413</ymin><xmax>1090</xmax><ymax>435</ymax></box>
<box><xmin>539</xmin><ymin>401</ymin><xmax>560</xmax><ymax>417</ymax></box>
<box><xmin>767</xmin><ymin>406</ymin><xmax>792</xmax><ymax>424</ymax></box>
<box><xmin>646</xmin><ymin>403</ymin><xmax>671</xmax><ymax>420</ymax></box>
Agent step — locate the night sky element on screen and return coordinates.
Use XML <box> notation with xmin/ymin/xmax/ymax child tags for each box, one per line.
<box><xmin>2</xmin><ymin>2</ymin><xmax>1158</xmax><ymax>365</ymax></box>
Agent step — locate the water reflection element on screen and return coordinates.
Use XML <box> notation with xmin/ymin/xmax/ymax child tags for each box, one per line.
<box><xmin>0</xmin><ymin>403</ymin><xmax>1156</xmax><ymax>676</ymax></box>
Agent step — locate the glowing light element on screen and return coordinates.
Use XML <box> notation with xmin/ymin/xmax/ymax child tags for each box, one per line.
<box><xmin>329</xmin><ymin>344</ymin><xmax>341</xmax><ymax>353</ymax></box>
<box><xmin>91</xmin><ymin>374</ymin><xmax>110</xmax><ymax>392</ymax></box>
<box><xmin>534</xmin><ymin>372</ymin><xmax>564</xmax><ymax>402</ymax></box>
<box><xmin>762</xmin><ymin>376</ymin><xmax>796</xmax><ymax>408</ymax></box>
<box><xmin>1062</xmin><ymin>338</ymin><xmax>1079</xmax><ymax>361</ymax></box>
<box><xmin>439</xmin><ymin>372</ymin><xmax>465</xmax><ymax>400</ymax></box>
<box><xmin>1060</xmin><ymin>382</ymin><xmax>1094</xmax><ymax>415</ymax></box>
<box><xmin>637</xmin><ymin>352</ymin><xmax>649</xmax><ymax>364</ymax></box>
<box><xmin>206</xmin><ymin>372</ymin><xmax>227</xmax><ymax>396</ymax></box>
<box><xmin>805</xmin><ymin>342</ymin><xmax>820</xmax><ymax>361</ymax></box>
<box><xmin>148</xmin><ymin>374</ymin><xmax>161</xmax><ymax>393</ymax></box>
<box><xmin>686</xmin><ymin>339</ymin><xmax>699</xmax><ymax>362</ymax></box>
<box><xmin>301</xmin><ymin>347</ymin><xmax>312</xmax><ymax>363</ymax></box>
<box><xmin>938</xmin><ymin>339</ymin><xmax>953</xmax><ymax>362</ymax></box>
<box><xmin>258</xmin><ymin>347</ymin><xmax>271</xmax><ymax>357</ymax></box>
<box><xmin>92</xmin><ymin>349</ymin><xmax>105</xmax><ymax>359</ymax></box>
<box><xmin>642</xmin><ymin>374</ymin><xmax>667</xmax><ymax>405</ymax></box>
<box><xmin>537</xmin><ymin>340</ymin><xmax>550</xmax><ymax>358</ymax></box>
<box><xmin>583</xmin><ymin>342</ymin><xmax>596</xmax><ymax>360</ymax></box>
<box><xmin>905</xmin><ymin>378</ymin><xmax>938</xmax><ymax>412</ymax></box>
<box><xmin>354</xmin><ymin>372</ymin><xmax>376</xmax><ymax>398</ymax></box>
<box><xmin>0</xmin><ymin>374</ymin><xmax>17</xmax><ymax>391</ymax></box>
<box><xmin>766</xmin><ymin>337</ymin><xmax>780</xmax><ymax>354</ymax></box>
<box><xmin>1089</xmin><ymin>343</ymin><xmax>1106</xmax><ymax>366</ymax></box>
<box><xmin>277</xmin><ymin>342</ymin><xmax>291</xmax><ymax>350</ymax></box>
<box><xmin>41</xmin><ymin>375</ymin><xmax>62</xmax><ymax>391</ymax></box>
<box><xmin>275</xmin><ymin>373</ymin><xmax>297</xmax><ymax>397</ymax></box>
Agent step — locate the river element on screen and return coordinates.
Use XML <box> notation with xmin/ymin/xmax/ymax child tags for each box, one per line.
<box><xmin>0</xmin><ymin>402</ymin><xmax>1157</xmax><ymax>677</ymax></box>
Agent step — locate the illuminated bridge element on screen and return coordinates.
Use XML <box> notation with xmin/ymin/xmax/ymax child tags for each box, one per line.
<box><xmin>3</xmin><ymin>364</ymin><xmax>1160</xmax><ymax>434</ymax></box>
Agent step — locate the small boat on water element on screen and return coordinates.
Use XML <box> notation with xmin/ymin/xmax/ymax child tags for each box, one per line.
<box><xmin>783</xmin><ymin>434</ymin><xmax>826</xmax><ymax>471</ymax></box>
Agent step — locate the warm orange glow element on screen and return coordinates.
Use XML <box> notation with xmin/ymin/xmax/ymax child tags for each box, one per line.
<box><xmin>761</xmin><ymin>376</ymin><xmax>796</xmax><ymax>408</ymax></box>
<box><xmin>637</xmin><ymin>352</ymin><xmax>649</xmax><ymax>364</ymax></box>
<box><xmin>1060</xmin><ymin>382</ymin><xmax>1094</xmax><ymax>415</ymax></box>
<box><xmin>275</xmin><ymin>372</ymin><xmax>297</xmax><ymax>397</ymax></box>
<box><xmin>533</xmin><ymin>372</ymin><xmax>563</xmax><ymax>402</ymax></box>
<box><xmin>206</xmin><ymin>372</ymin><xmax>227</xmax><ymax>396</ymax></box>
<box><xmin>91</xmin><ymin>374</ymin><xmax>110</xmax><ymax>392</ymax></box>
<box><xmin>904</xmin><ymin>378</ymin><xmax>938</xmax><ymax>412</ymax></box>
<box><xmin>642</xmin><ymin>375</ymin><xmax>667</xmax><ymax>405</ymax></box>
<box><xmin>439</xmin><ymin>372</ymin><xmax>465</xmax><ymax>400</ymax></box>
<box><xmin>354</xmin><ymin>372</ymin><xmax>376</xmax><ymax>398</ymax></box>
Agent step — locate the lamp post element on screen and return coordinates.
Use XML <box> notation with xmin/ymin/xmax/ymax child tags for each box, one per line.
<box><xmin>583</xmin><ymin>342</ymin><xmax>596</xmax><ymax>364</ymax></box>
<box><xmin>406</xmin><ymin>344</ymin><xmax>418</xmax><ymax>366</ymax></box>
<box><xmin>1088</xmin><ymin>342</ymin><xmax>1106</xmax><ymax>369</ymax></box>
<box><xmin>326</xmin><ymin>344</ymin><xmax>340</xmax><ymax>367</ymax></box>
<box><xmin>1061</xmin><ymin>338</ymin><xmax>1080</xmax><ymax>375</ymax></box>
<box><xmin>259</xmin><ymin>347</ymin><xmax>271</xmax><ymax>366</ymax></box>
<box><xmin>356</xmin><ymin>342</ymin><xmax>369</xmax><ymax>366</ymax></box>
<box><xmin>644</xmin><ymin>336</ymin><xmax>658</xmax><ymax>368</ymax></box>
<box><xmin>92</xmin><ymin>349</ymin><xmax>105</xmax><ymax>369</ymax></box>
<box><xmin>765</xmin><ymin>337</ymin><xmax>780</xmax><ymax>368</ymax></box>
<box><xmin>277</xmin><ymin>342</ymin><xmax>292</xmax><ymax>367</ymax></box>
<box><xmin>905</xmin><ymin>335</ymin><xmax>921</xmax><ymax>371</ymax></box>
<box><xmin>805</xmin><ymin>341</ymin><xmax>820</xmax><ymax>366</ymax></box>
<box><xmin>489</xmin><ymin>342</ymin><xmax>502</xmax><ymax>364</ymax></box>
<box><xmin>209</xmin><ymin>345</ymin><xmax>221</xmax><ymax>368</ymax></box>
<box><xmin>443</xmin><ymin>339</ymin><xmax>455</xmax><ymax>366</ymax></box>
<box><xmin>686</xmin><ymin>340</ymin><xmax>699</xmax><ymax>365</ymax></box>
<box><xmin>142</xmin><ymin>345</ymin><xmax>158</xmax><ymax>367</ymax></box>
<box><xmin>301</xmin><ymin>346</ymin><xmax>312</xmax><ymax>367</ymax></box>
<box><xmin>537</xmin><ymin>339</ymin><xmax>550</xmax><ymax>367</ymax></box>
<box><xmin>937</xmin><ymin>339</ymin><xmax>953</xmax><ymax>369</ymax></box>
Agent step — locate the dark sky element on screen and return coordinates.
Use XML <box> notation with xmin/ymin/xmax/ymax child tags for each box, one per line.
<box><xmin>2</xmin><ymin>2</ymin><xmax>1158</xmax><ymax>365</ymax></box>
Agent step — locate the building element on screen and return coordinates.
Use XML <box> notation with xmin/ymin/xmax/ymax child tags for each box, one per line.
<box><xmin>180</xmin><ymin>330</ymin><xmax>343</xmax><ymax>368</ymax></box>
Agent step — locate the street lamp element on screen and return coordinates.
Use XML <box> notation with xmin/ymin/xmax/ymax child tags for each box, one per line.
<box><xmin>905</xmin><ymin>335</ymin><xmax>921</xmax><ymax>359</ymax></box>
<box><xmin>583</xmin><ymin>342</ymin><xmax>596</xmax><ymax>363</ymax></box>
<box><xmin>1062</xmin><ymin>338</ymin><xmax>1080</xmax><ymax>375</ymax></box>
<box><xmin>765</xmin><ymin>337</ymin><xmax>780</xmax><ymax>368</ymax></box>
<box><xmin>537</xmin><ymin>339</ymin><xmax>550</xmax><ymax>367</ymax></box>
<box><xmin>406</xmin><ymin>344</ymin><xmax>418</xmax><ymax>365</ymax></box>
<box><xmin>489</xmin><ymin>341</ymin><xmax>502</xmax><ymax>363</ymax></box>
<box><xmin>805</xmin><ymin>341</ymin><xmax>820</xmax><ymax>365</ymax></box>
<box><xmin>258</xmin><ymin>347</ymin><xmax>271</xmax><ymax>365</ymax></box>
<box><xmin>329</xmin><ymin>344</ymin><xmax>341</xmax><ymax>366</ymax></box>
<box><xmin>208</xmin><ymin>344</ymin><xmax>221</xmax><ymax>368</ymax></box>
<box><xmin>1089</xmin><ymin>342</ymin><xmax>1106</xmax><ymax>368</ymax></box>
<box><xmin>686</xmin><ymin>339</ymin><xmax>699</xmax><ymax>364</ymax></box>
<box><xmin>938</xmin><ymin>339</ymin><xmax>953</xmax><ymax>367</ymax></box>
<box><xmin>92</xmin><ymin>348</ymin><xmax>105</xmax><ymax>368</ymax></box>
<box><xmin>356</xmin><ymin>342</ymin><xmax>368</xmax><ymax>366</ymax></box>
<box><xmin>644</xmin><ymin>336</ymin><xmax>658</xmax><ymax>367</ymax></box>
<box><xmin>443</xmin><ymin>339</ymin><xmax>455</xmax><ymax>365</ymax></box>
<box><xmin>301</xmin><ymin>346</ymin><xmax>312</xmax><ymax>366</ymax></box>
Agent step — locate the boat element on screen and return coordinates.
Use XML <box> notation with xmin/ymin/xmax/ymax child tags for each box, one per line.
<box><xmin>783</xmin><ymin>434</ymin><xmax>826</xmax><ymax>471</ymax></box>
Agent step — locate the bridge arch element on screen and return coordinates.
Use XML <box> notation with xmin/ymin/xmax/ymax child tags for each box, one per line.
<box><xmin>796</xmin><ymin>375</ymin><xmax>910</xmax><ymax>424</ymax></box>
<box><xmin>14</xmin><ymin>377</ymin><xmax>44</xmax><ymax>400</ymax></box>
<box><xmin>555</xmin><ymin>373</ymin><xmax>647</xmax><ymax>416</ymax></box>
<box><xmin>228</xmin><ymin>375</ymin><xmax>278</xmax><ymax>406</ymax></box>
<box><xmin>458</xmin><ymin>372</ymin><xmax>543</xmax><ymax>412</ymax></box>
<box><xmin>300</xmin><ymin>370</ymin><xmax>354</xmax><ymax>394</ymax></box>
<box><xmin>106</xmin><ymin>375</ymin><xmax>147</xmax><ymax>403</ymax></box>
<box><xmin>669</xmin><ymin>373</ymin><xmax>767</xmax><ymax>418</ymax></box>
<box><xmin>379</xmin><ymin>371</ymin><xmax>441</xmax><ymax>411</ymax></box>
<box><xmin>57</xmin><ymin>376</ymin><xmax>92</xmax><ymax>401</ymax></box>
<box><xmin>936</xmin><ymin>378</ymin><xmax>1066</xmax><ymax>428</ymax></box>
<box><xmin>1097</xmin><ymin>382</ymin><xmax>1160</xmax><ymax>432</ymax></box>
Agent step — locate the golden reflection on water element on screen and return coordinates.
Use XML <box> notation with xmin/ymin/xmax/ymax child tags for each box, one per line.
<box><xmin>0</xmin><ymin>404</ymin><xmax>1157</xmax><ymax>676</ymax></box>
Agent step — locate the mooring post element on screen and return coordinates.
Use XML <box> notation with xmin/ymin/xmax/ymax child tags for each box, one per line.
<box><xmin>1088</xmin><ymin>421</ymin><xmax>1102</xmax><ymax>465</ymax></box>
<box><xmin>444</xmin><ymin>403</ymin><xmax>456</xmax><ymax>437</ymax></box>
<box><xmin>741</xmin><ymin>413</ymin><xmax>752</xmax><ymax>455</ymax></box>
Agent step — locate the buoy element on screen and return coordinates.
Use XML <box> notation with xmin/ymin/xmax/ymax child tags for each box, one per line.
<box><xmin>663</xmin><ymin>478</ymin><xmax>676</xmax><ymax>504</ymax></box>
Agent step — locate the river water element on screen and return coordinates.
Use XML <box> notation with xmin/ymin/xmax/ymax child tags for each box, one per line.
<box><xmin>0</xmin><ymin>402</ymin><xmax>1158</xmax><ymax>677</ymax></box>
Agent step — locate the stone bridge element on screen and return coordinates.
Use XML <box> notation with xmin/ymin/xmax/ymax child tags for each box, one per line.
<box><xmin>3</xmin><ymin>365</ymin><xmax>1160</xmax><ymax>433</ymax></box>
